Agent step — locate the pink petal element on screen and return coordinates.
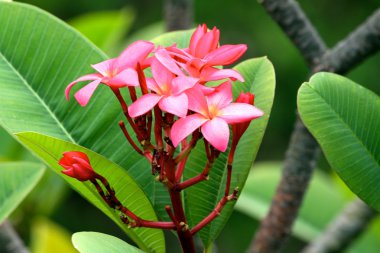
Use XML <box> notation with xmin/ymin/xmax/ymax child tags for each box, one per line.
<box><xmin>128</xmin><ymin>93</ymin><xmax>162</xmax><ymax>118</ymax></box>
<box><xmin>186</xmin><ymin>87</ymin><xmax>209</xmax><ymax>117</ymax></box>
<box><xmin>170</xmin><ymin>114</ymin><xmax>208</xmax><ymax>147</ymax></box>
<box><xmin>201</xmin><ymin>117</ymin><xmax>229</xmax><ymax>152</ymax></box>
<box><xmin>201</xmin><ymin>67</ymin><xmax>244</xmax><ymax>82</ymax></box>
<box><xmin>116</xmin><ymin>40</ymin><xmax>154</xmax><ymax>69</ymax></box>
<box><xmin>219</xmin><ymin>103</ymin><xmax>264</xmax><ymax>124</ymax></box>
<box><xmin>196</xmin><ymin>83</ymin><xmax>215</xmax><ymax>95</ymax></box>
<box><xmin>146</xmin><ymin>78</ymin><xmax>161</xmax><ymax>94</ymax></box>
<box><xmin>159</xmin><ymin>93</ymin><xmax>188</xmax><ymax>118</ymax></box>
<box><xmin>91</xmin><ymin>59</ymin><xmax>116</xmax><ymax>76</ymax></box>
<box><xmin>171</xmin><ymin>76</ymin><xmax>199</xmax><ymax>95</ymax></box>
<box><xmin>154</xmin><ymin>49</ymin><xmax>185</xmax><ymax>76</ymax></box>
<box><xmin>65</xmin><ymin>74</ymin><xmax>101</xmax><ymax>101</ymax></box>
<box><xmin>189</xmin><ymin>24</ymin><xmax>207</xmax><ymax>55</ymax></box>
<box><xmin>108</xmin><ymin>68</ymin><xmax>139</xmax><ymax>88</ymax></box>
<box><xmin>195</xmin><ymin>27</ymin><xmax>220</xmax><ymax>58</ymax></box>
<box><xmin>205</xmin><ymin>44</ymin><xmax>247</xmax><ymax>66</ymax></box>
<box><xmin>74</xmin><ymin>79</ymin><xmax>102</xmax><ymax>106</ymax></box>
<box><xmin>151</xmin><ymin>58</ymin><xmax>175</xmax><ymax>88</ymax></box>
<box><xmin>207</xmin><ymin>81</ymin><xmax>233</xmax><ymax>109</ymax></box>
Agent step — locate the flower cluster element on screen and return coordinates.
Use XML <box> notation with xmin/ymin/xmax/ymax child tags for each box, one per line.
<box><xmin>61</xmin><ymin>25</ymin><xmax>264</xmax><ymax>250</ymax></box>
<box><xmin>66</xmin><ymin>24</ymin><xmax>263</xmax><ymax>152</ymax></box>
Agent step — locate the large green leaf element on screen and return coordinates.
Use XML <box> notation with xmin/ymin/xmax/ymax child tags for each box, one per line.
<box><xmin>72</xmin><ymin>232</ymin><xmax>145</xmax><ymax>253</ymax></box>
<box><xmin>0</xmin><ymin>0</ymin><xmax>160</xmax><ymax>224</ymax></box>
<box><xmin>16</xmin><ymin>132</ymin><xmax>164</xmax><ymax>253</ymax></box>
<box><xmin>184</xmin><ymin>58</ymin><xmax>275</xmax><ymax>246</ymax></box>
<box><xmin>298</xmin><ymin>72</ymin><xmax>380</xmax><ymax>211</ymax></box>
<box><xmin>68</xmin><ymin>8</ymin><xmax>135</xmax><ymax>54</ymax></box>
<box><xmin>0</xmin><ymin>161</ymin><xmax>45</xmax><ymax>223</ymax></box>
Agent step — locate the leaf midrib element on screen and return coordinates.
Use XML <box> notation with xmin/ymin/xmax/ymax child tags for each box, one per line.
<box><xmin>306</xmin><ymin>83</ymin><xmax>379</xmax><ymax>168</ymax></box>
<box><xmin>0</xmin><ymin>52</ymin><xmax>76</xmax><ymax>143</ymax></box>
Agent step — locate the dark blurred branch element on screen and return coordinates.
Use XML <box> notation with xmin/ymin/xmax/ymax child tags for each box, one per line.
<box><xmin>164</xmin><ymin>0</ymin><xmax>193</xmax><ymax>31</ymax></box>
<box><xmin>316</xmin><ymin>8</ymin><xmax>380</xmax><ymax>74</ymax></box>
<box><xmin>0</xmin><ymin>220</ymin><xmax>29</xmax><ymax>253</ymax></box>
<box><xmin>257</xmin><ymin>0</ymin><xmax>327</xmax><ymax>67</ymax></box>
<box><xmin>249</xmin><ymin>2</ymin><xmax>380</xmax><ymax>253</ymax></box>
<box><xmin>301</xmin><ymin>199</ymin><xmax>377</xmax><ymax>253</ymax></box>
<box><xmin>249</xmin><ymin>118</ymin><xmax>320</xmax><ymax>253</ymax></box>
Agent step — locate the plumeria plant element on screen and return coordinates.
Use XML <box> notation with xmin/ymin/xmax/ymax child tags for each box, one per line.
<box><xmin>2</xmin><ymin>1</ymin><xmax>379</xmax><ymax>253</ymax></box>
<box><xmin>61</xmin><ymin>24</ymin><xmax>263</xmax><ymax>252</ymax></box>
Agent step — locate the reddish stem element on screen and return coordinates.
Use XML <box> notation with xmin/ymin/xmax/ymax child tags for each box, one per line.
<box><xmin>165</xmin><ymin>155</ymin><xmax>196</xmax><ymax>253</ymax></box>
<box><xmin>174</xmin><ymin>131</ymin><xmax>200</xmax><ymax>164</ymax></box>
<box><xmin>176</xmin><ymin>161</ymin><xmax>213</xmax><ymax>190</ymax></box>
<box><xmin>90</xmin><ymin>176</ymin><xmax>175</xmax><ymax>230</ymax></box>
<box><xmin>112</xmin><ymin>88</ymin><xmax>144</xmax><ymax>142</ymax></box>
<box><xmin>118</xmin><ymin>121</ymin><xmax>143</xmax><ymax>155</ymax></box>
<box><xmin>191</xmin><ymin>188</ymin><xmax>239</xmax><ymax>235</ymax></box>
<box><xmin>137</xmin><ymin>63</ymin><xmax>148</xmax><ymax>95</ymax></box>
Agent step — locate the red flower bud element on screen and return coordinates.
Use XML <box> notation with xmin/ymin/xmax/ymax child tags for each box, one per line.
<box><xmin>58</xmin><ymin>151</ymin><xmax>96</xmax><ymax>181</ymax></box>
<box><xmin>232</xmin><ymin>92</ymin><xmax>255</xmax><ymax>144</ymax></box>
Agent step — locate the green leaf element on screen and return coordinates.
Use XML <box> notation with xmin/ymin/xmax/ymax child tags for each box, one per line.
<box><xmin>72</xmin><ymin>232</ymin><xmax>145</xmax><ymax>253</ymax></box>
<box><xmin>16</xmin><ymin>132</ymin><xmax>164</xmax><ymax>253</ymax></box>
<box><xmin>184</xmin><ymin>57</ymin><xmax>275</xmax><ymax>246</ymax></box>
<box><xmin>0</xmin><ymin>161</ymin><xmax>45</xmax><ymax>223</ymax></box>
<box><xmin>0</xmin><ymin>0</ymin><xmax>157</xmax><ymax>224</ymax></box>
<box><xmin>68</xmin><ymin>8</ymin><xmax>135</xmax><ymax>54</ymax></box>
<box><xmin>151</xmin><ymin>29</ymin><xmax>194</xmax><ymax>48</ymax></box>
<box><xmin>235</xmin><ymin>162</ymin><xmax>346</xmax><ymax>241</ymax></box>
<box><xmin>298</xmin><ymin>72</ymin><xmax>380</xmax><ymax>211</ymax></box>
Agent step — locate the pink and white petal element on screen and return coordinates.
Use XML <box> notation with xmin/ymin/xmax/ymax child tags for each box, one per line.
<box><xmin>219</xmin><ymin>103</ymin><xmax>264</xmax><ymax>124</ymax></box>
<box><xmin>91</xmin><ymin>59</ymin><xmax>116</xmax><ymax>76</ymax></box>
<box><xmin>185</xmin><ymin>87</ymin><xmax>209</xmax><ymax>117</ymax></box>
<box><xmin>74</xmin><ymin>79</ymin><xmax>102</xmax><ymax>106</ymax></box>
<box><xmin>201</xmin><ymin>117</ymin><xmax>229</xmax><ymax>152</ymax></box>
<box><xmin>65</xmin><ymin>74</ymin><xmax>101</xmax><ymax>100</ymax></box>
<box><xmin>116</xmin><ymin>40</ymin><xmax>154</xmax><ymax>69</ymax></box>
<box><xmin>171</xmin><ymin>76</ymin><xmax>199</xmax><ymax>95</ymax></box>
<box><xmin>189</xmin><ymin>24</ymin><xmax>207</xmax><ymax>55</ymax></box>
<box><xmin>159</xmin><ymin>93</ymin><xmax>188</xmax><ymax>118</ymax></box>
<box><xmin>170</xmin><ymin>114</ymin><xmax>208</xmax><ymax>147</ymax></box>
<box><xmin>108</xmin><ymin>68</ymin><xmax>139</xmax><ymax>88</ymax></box>
<box><xmin>154</xmin><ymin>49</ymin><xmax>185</xmax><ymax>76</ymax></box>
<box><xmin>204</xmin><ymin>44</ymin><xmax>247</xmax><ymax>66</ymax></box>
<box><xmin>151</xmin><ymin>58</ymin><xmax>176</xmax><ymax>87</ymax></box>
<box><xmin>207</xmin><ymin>81</ymin><xmax>233</xmax><ymax>108</ymax></box>
<box><xmin>201</xmin><ymin>67</ymin><xmax>244</xmax><ymax>82</ymax></box>
<box><xmin>128</xmin><ymin>93</ymin><xmax>162</xmax><ymax>118</ymax></box>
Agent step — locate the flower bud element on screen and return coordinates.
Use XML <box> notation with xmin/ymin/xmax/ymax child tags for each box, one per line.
<box><xmin>232</xmin><ymin>92</ymin><xmax>255</xmax><ymax>144</ymax></box>
<box><xmin>58</xmin><ymin>151</ymin><xmax>96</xmax><ymax>181</ymax></box>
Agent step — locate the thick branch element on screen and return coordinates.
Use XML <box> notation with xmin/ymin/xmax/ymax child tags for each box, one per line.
<box><xmin>249</xmin><ymin>118</ymin><xmax>319</xmax><ymax>253</ymax></box>
<box><xmin>164</xmin><ymin>0</ymin><xmax>193</xmax><ymax>31</ymax></box>
<box><xmin>317</xmin><ymin>9</ymin><xmax>380</xmax><ymax>74</ymax></box>
<box><xmin>301</xmin><ymin>199</ymin><xmax>377</xmax><ymax>253</ymax></box>
<box><xmin>258</xmin><ymin>0</ymin><xmax>327</xmax><ymax>67</ymax></box>
<box><xmin>0</xmin><ymin>220</ymin><xmax>29</xmax><ymax>253</ymax></box>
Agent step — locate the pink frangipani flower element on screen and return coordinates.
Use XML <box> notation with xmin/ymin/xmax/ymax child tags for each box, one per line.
<box><xmin>128</xmin><ymin>58</ymin><xmax>199</xmax><ymax>118</ymax></box>
<box><xmin>65</xmin><ymin>40</ymin><xmax>154</xmax><ymax>106</ymax></box>
<box><xmin>170</xmin><ymin>81</ymin><xmax>263</xmax><ymax>152</ymax></box>
<box><xmin>157</xmin><ymin>24</ymin><xmax>247</xmax><ymax>83</ymax></box>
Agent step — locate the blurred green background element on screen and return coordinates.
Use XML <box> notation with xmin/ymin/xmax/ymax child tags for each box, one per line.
<box><xmin>1</xmin><ymin>0</ymin><xmax>379</xmax><ymax>252</ymax></box>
